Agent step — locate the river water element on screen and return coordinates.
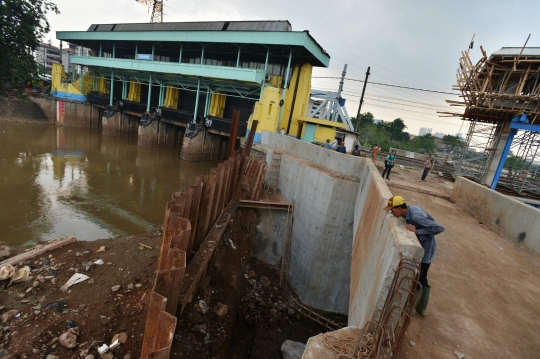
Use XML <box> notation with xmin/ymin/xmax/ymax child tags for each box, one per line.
<box><xmin>0</xmin><ymin>122</ymin><xmax>218</xmax><ymax>247</ymax></box>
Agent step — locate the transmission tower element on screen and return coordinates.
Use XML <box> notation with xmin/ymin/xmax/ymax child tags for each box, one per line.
<box><xmin>136</xmin><ymin>0</ymin><xmax>163</xmax><ymax>23</ymax></box>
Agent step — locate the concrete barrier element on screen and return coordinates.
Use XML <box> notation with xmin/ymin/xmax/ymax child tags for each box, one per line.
<box><xmin>257</xmin><ymin>131</ymin><xmax>423</xmax><ymax>325</ymax></box>
<box><xmin>349</xmin><ymin>159</ymin><xmax>422</xmax><ymax>326</ymax></box>
<box><xmin>451</xmin><ymin>177</ymin><xmax>540</xmax><ymax>255</ymax></box>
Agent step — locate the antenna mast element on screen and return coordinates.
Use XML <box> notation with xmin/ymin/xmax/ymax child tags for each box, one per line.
<box><xmin>136</xmin><ymin>0</ymin><xmax>163</xmax><ymax>23</ymax></box>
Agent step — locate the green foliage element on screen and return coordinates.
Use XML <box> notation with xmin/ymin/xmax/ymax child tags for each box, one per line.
<box><xmin>504</xmin><ymin>155</ymin><xmax>531</xmax><ymax>171</ymax></box>
<box><xmin>441</xmin><ymin>134</ymin><xmax>465</xmax><ymax>151</ymax></box>
<box><xmin>404</xmin><ymin>134</ymin><xmax>437</xmax><ymax>154</ymax></box>
<box><xmin>355</xmin><ymin>112</ymin><xmax>437</xmax><ymax>154</ymax></box>
<box><xmin>0</xmin><ymin>0</ymin><xmax>59</xmax><ymax>84</ymax></box>
<box><xmin>351</xmin><ymin>112</ymin><xmax>374</xmax><ymax>132</ymax></box>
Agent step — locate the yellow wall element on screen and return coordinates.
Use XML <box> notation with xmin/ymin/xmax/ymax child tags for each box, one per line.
<box><xmin>163</xmin><ymin>85</ymin><xmax>179</xmax><ymax>109</ymax></box>
<box><xmin>281</xmin><ymin>64</ymin><xmax>313</xmax><ymax>137</ymax></box>
<box><xmin>127</xmin><ymin>80</ymin><xmax>141</xmax><ymax>102</ymax></box>
<box><xmin>248</xmin><ymin>86</ymin><xmax>281</xmax><ymax>135</ymax></box>
<box><xmin>314</xmin><ymin>125</ymin><xmax>337</xmax><ymax>143</ymax></box>
<box><xmin>96</xmin><ymin>77</ymin><xmax>109</xmax><ymax>94</ymax></box>
<box><xmin>208</xmin><ymin>93</ymin><xmax>226</xmax><ymax>117</ymax></box>
<box><xmin>267</xmin><ymin>76</ymin><xmax>283</xmax><ymax>88</ymax></box>
<box><xmin>51</xmin><ymin>63</ymin><xmax>94</xmax><ymax>96</ymax></box>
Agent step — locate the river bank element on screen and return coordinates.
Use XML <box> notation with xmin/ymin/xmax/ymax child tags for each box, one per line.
<box><xmin>0</xmin><ymin>92</ymin><xmax>51</xmax><ymax>125</ymax></box>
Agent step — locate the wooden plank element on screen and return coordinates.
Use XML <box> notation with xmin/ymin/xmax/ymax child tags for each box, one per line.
<box><xmin>178</xmin><ymin>192</ymin><xmax>241</xmax><ymax>314</ymax></box>
<box><xmin>0</xmin><ymin>237</ymin><xmax>77</xmax><ymax>267</ymax></box>
<box><xmin>165</xmin><ymin>247</ymin><xmax>186</xmax><ymax>271</ymax></box>
<box><xmin>217</xmin><ymin>163</ymin><xmax>228</xmax><ymax>214</ymax></box>
<box><xmin>140</xmin><ymin>292</ymin><xmax>167</xmax><ymax>359</ymax></box>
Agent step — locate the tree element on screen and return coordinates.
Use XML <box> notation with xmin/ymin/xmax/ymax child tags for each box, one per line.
<box><xmin>442</xmin><ymin>134</ymin><xmax>465</xmax><ymax>152</ymax></box>
<box><xmin>406</xmin><ymin>133</ymin><xmax>437</xmax><ymax>154</ymax></box>
<box><xmin>0</xmin><ymin>0</ymin><xmax>59</xmax><ymax>85</ymax></box>
<box><xmin>383</xmin><ymin>118</ymin><xmax>407</xmax><ymax>141</ymax></box>
<box><xmin>352</xmin><ymin>112</ymin><xmax>374</xmax><ymax>132</ymax></box>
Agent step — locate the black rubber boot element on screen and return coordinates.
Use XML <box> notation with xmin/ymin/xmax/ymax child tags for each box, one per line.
<box><xmin>416</xmin><ymin>286</ymin><xmax>430</xmax><ymax>316</ymax></box>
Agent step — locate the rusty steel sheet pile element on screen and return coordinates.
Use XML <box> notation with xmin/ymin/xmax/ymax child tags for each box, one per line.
<box><xmin>140</xmin><ymin>130</ymin><xmax>267</xmax><ymax>358</ymax></box>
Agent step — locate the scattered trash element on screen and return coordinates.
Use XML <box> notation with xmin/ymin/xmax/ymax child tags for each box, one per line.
<box><xmin>66</xmin><ymin>320</ymin><xmax>76</xmax><ymax>328</ymax></box>
<box><xmin>138</xmin><ymin>243</ymin><xmax>152</xmax><ymax>250</ymax></box>
<box><xmin>97</xmin><ymin>246</ymin><xmax>106</xmax><ymax>253</ymax></box>
<box><xmin>97</xmin><ymin>343</ymin><xmax>109</xmax><ymax>354</ymax></box>
<box><xmin>11</xmin><ymin>266</ymin><xmax>31</xmax><ymax>282</ymax></box>
<box><xmin>60</xmin><ymin>273</ymin><xmax>90</xmax><ymax>292</ymax></box>
<box><xmin>109</xmin><ymin>339</ymin><xmax>120</xmax><ymax>350</ymax></box>
<box><xmin>228</xmin><ymin>238</ymin><xmax>237</xmax><ymax>250</ymax></box>
<box><xmin>409</xmin><ymin>340</ymin><xmax>416</xmax><ymax>347</ymax></box>
<box><xmin>49</xmin><ymin>268</ymin><xmax>58</xmax><ymax>276</ymax></box>
<box><xmin>195</xmin><ymin>299</ymin><xmax>208</xmax><ymax>314</ymax></box>
<box><xmin>41</xmin><ymin>301</ymin><xmax>67</xmax><ymax>312</ymax></box>
<box><xmin>281</xmin><ymin>340</ymin><xmax>306</xmax><ymax>359</ymax></box>
<box><xmin>93</xmin><ymin>259</ymin><xmax>104</xmax><ymax>265</ymax></box>
<box><xmin>454</xmin><ymin>351</ymin><xmax>466</xmax><ymax>359</ymax></box>
<box><xmin>0</xmin><ymin>264</ymin><xmax>15</xmax><ymax>280</ymax></box>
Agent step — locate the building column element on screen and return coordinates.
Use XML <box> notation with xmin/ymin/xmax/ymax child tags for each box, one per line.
<box><xmin>277</xmin><ymin>49</ymin><xmax>293</xmax><ymax>132</ymax></box>
<box><xmin>122</xmin><ymin>77</ymin><xmax>128</xmax><ymax>99</ymax></box>
<box><xmin>488</xmin><ymin>132</ymin><xmax>514</xmax><ymax>189</ymax></box>
<box><xmin>179</xmin><ymin>44</ymin><xmax>183</xmax><ymax>63</ymax></box>
<box><xmin>147</xmin><ymin>75</ymin><xmax>152</xmax><ymax>112</ymax></box>
<box><xmin>236</xmin><ymin>46</ymin><xmax>241</xmax><ymax>67</ymax></box>
<box><xmin>486</xmin><ymin>134</ymin><xmax>508</xmax><ymax>186</ymax></box>
<box><xmin>109</xmin><ymin>71</ymin><xmax>114</xmax><ymax>106</ymax></box>
<box><xmin>193</xmin><ymin>78</ymin><xmax>201</xmax><ymax>122</ymax></box>
<box><xmin>204</xmin><ymin>89</ymin><xmax>210</xmax><ymax>117</ymax></box>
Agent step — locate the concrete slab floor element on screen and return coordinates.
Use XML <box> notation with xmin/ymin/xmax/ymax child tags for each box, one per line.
<box><xmin>392</xmin><ymin>189</ymin><xmax>540</xmax><ymax>359</ymax></box>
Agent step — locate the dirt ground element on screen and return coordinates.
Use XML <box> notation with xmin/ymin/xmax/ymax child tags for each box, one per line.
<box><xmin>0</xmin><ymin>229</ymin><xmax>163</xmax><ymax>359</ymax></box>
<box><xmin>384</xmin><ymin>184</ymin><xmax>540</xmax><ymax>359</ymax></box>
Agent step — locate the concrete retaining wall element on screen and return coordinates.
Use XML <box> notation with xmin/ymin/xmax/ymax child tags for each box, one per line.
<box><xmin>349</xmin><ymin>160</ymin><xmax>423</xmax><ymax>326</ymax></box>
<box><xmin>258</xmin><ymin>131</ymin><xmax>423</xmax><ymax>323</ymax></box>
<box><xmin>451</xmin><ymin>177</ymin><xmax>540</xmax><ymax>255</ymax></box>
<box><xmin>30</xmin><ymin>96</ymin><xmax>100</xmax><ymax>128</ymax></box>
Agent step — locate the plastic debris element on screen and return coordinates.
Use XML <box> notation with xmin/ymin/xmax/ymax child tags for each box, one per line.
<box><xmin>109</xmin><ymin>339</ymin><xmax>120</xmax><ymax>350</ymax></box>
<box><xmin>97</xmin><ymin>246</ymin><xmax>106</xmax><ymax>253</ymax></box>
<box><xmin>60</xmin><ymin>273</ymin><xmax>89</xmax><ymax>292</ymax></box>
<box><xmin>41</xmin><ymin>300</ymin><xmax>67</xmax><ymax>312</ymax></box>
<box><xmin>98</xmin><ymin>344</ymin><xmax>109</xmax><ymax>354</ymax></box>
<box><xmin>0</xmin><ymin>264</ymin><xmax>15</xmax><ymax>280</ymax></box>
<box><xmin>93</xmin><ymin>259</ymin><xmax>104</xmax><ymax>265</ymax></box>
<box><xmin>66</xmin><ymin>320</ymin><xmax>76</xmax><ymax>328</ymax></box>
<box><xmin>11</xmin><ymin>266</ymin><xmax>31</xmax><ymax>282</ymax></box>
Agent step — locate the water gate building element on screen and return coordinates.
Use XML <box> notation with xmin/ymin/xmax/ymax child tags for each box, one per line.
<box><xmin>50</xmin><ymin>20</ymin><xmax>351</xmax><ymax>159</ymax></box>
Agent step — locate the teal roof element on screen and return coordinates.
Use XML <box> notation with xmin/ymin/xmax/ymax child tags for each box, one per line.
<box><xmin>57</xmin><ymin>25</ymin><xmax>330</xmax><ymax>67</ymax></box>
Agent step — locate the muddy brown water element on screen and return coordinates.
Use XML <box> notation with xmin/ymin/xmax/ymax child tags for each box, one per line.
<box><xmin>0</xmin><ymin>122</ymin><xmax>218</xmax><ymax>247</ymax></box>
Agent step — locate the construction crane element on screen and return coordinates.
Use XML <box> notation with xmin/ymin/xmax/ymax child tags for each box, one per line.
<box><xmin>136</xmin><ymin>0</ymin><xmax>163</xmax><ymax>23</ymax></box>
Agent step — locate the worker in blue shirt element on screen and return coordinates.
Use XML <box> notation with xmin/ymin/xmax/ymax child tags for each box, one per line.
<box><xmin>384</xmin><ymin>195</ymin><xmax>445</xmax><ymax>316</ymax></box>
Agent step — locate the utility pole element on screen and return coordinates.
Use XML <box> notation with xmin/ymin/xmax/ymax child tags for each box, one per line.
<box><xmin>355</xmin><ymin>66</ymin><xmax>370</xmax><ymax>133</ymax></box>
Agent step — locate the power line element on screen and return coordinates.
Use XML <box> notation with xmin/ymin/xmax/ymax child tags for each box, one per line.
<box><xmin>313</xmin><ymin>76</ymin><xmax>458</xmax><ymax>95</ymax></box>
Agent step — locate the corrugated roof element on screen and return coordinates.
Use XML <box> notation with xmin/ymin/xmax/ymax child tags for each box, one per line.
<box><xmin>87</xmin><ymin>20</ymin><xmax>292</xmax><ymax>32</ymax></box>
<box><xmin>491</xmin><ymin>47</ymin><xmax>540</xmax><ymax>58</ymax></box>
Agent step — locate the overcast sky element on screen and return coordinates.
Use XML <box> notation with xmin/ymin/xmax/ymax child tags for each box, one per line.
<box><xmin>45</xmin><ymin>0</ymin><xmax>538</xmax><ymax>136</ymax></box>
